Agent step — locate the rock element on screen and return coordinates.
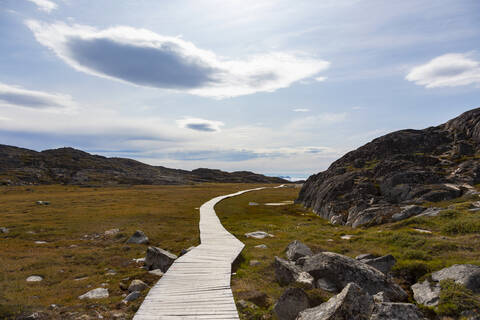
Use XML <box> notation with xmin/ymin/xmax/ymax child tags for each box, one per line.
<box><xmin>128</xmin><ymin>279</ymin><xmax>148</xmax><ymax>292</ymax></box>
<box><xmin>248</xmin><ymin>202</ymin><xmax>259</xmax><ymax>206</ymax></box>
<box><xmin>106</xmin><ymin>269</ymin><xmax>116</xmax><ymax>276</ymax></box>
<box><xmin>237</xmin><ymin>299</ymin><xmax>258</xmax><ymax>310</ymax></box>
<box><xmin>254</xmin><ymin>244</ymin><xmax>268</xmax><ymax>249</ymax></box>
<box><xmin>145</xmin><ymin>246</ymin><xmax>177</xmax><ymax>272</ymax></box>
<box><xmin>245</xmin><ymin>231</ymin><xmax>274</xmax><ymax>239</ymax></box>
<box><xmin>148</xmin><ymin>269</ymin><xmax>164</xmax><ymax>277</ymax></box>
<box><xmin>411</xmin><ymin>279</ymin><xmax>440</xmax><ymax>306</ymax></box>
<box><xmin>372</xmin><ymin>292</ymin><xmax>389</xmax><ymax>303</ymax></box>
<box><xmin>302</xmin><ymin>252</ymin><xmax>407</xmax><ymax>301</ymax></box>
<box><xmin>123</xmin><ymin>291</ymin><xmax>141</xmax><ymax>302</ymax></box>
<box><xmin>391</xmin><ymin>205</ymin><xmax>426</xmax><ymax>221</ymax></box>
<box><xmin>362</xmin><ymin>255</ymin><xmax>396</xmax><ymax>274</ymax></box>
<box><xmin>297</xmin><ymin>283</ymin><xmax>374</xmax><ymax>320</ymax></box>
<box><xmin>417</xmin><ymin>207</ymin><xmax>443</xmax><ymax>217</ymax></box>
<box><xmin>249</xmin><ymin>260</ymin><xmax>260</xmax><ymax>266</ymax></box>
<box><xmin>370</xmin><ymin>302</ymin><xmax>424</xmax><ymax>320</ymax></box>
<box><xmin>0</xmin><ymin>227</ymin><xmax>9</xmax><ymax>233</ymax></box>
<box><xmin>126</xmin><ymin>230</ymin><xmax>149</xmax><ymax>244</ymax></box>
<box><xmin>273</xmin><ymin>288</ymin><xmax>309</xmax><ymax>320</ymax></box>
<box><xmin>34</xmin><ymin>241</ymin><xmax>47</xmax><ymax>244</ymax></box>
<box><xmin>316</xmin><ymin>278</ymin><xmax>338</xmax><ymax>292</ymax></box>
<box><xmin>285</xmin><ymin>240</ymin><xmax>313</xmax><ymax>261</ymax></box>
<box><xmin>274</xmin><ymin>256</ymin><xmax>314</xmax><ymax>289</ymax></box>
<box><xmin>431</xmin><ymin>264</ymin><xmax>480</xmax><ymax>293</ymax></box>
<box><xmin>356</xmin><ymin>254</ymin><xmax>379</xmax><ymax>261</ymax></box>
<box><xmin>133</xmin><ymin>257</ymin><xmax>146</xmax><ymax>264</ymax></box>
<box><xmin>36</xmin><ymin>201</ymin><xmax>50</xmax><ymax>205</ymax></box>
<box><xmin>180</xmin><ymin>246</ymin><xmax>196</xmax><ymax>256</ymax></box>
<box><xmin>78</xmin><ymin>288</ymin><xmax>109</xmax><ymax>299</ymax></box>
<box><xmin>18</xmin><ymin>312</ymin><xmax>48</xmax><ymax>320</ymax></box>
<box><xmin>340</xmin><ymin>235</ymin><xmax>354</xmax><ymax>240</ymax></box>
<box><xmin>26</xmin><ymin>275</ymin><xmax>43</xmax><ymax>282</ymax></box>
<box><xmin>104</xmin><ymin>228</ymin><xmax>119</xmax><ymax>236</ymax></box>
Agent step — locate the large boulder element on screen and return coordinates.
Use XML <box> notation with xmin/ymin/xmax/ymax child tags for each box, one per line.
<box><xmin>274</xmin><ymin>257</ymin><xmax>314</xmax><ymax>289</ymax></box>
<box><xmin>145</xmin><ymin>246</ymin><xmax>177</xmax><ymax>272</ymax></box>
<box><xmin>273</xmin><ymin>288</ymin><xmax>309</xmax><ymax>320</ymax></box>
<box><xmin>285</xmin><ymin>240</ymin><xmax>313</xmax><ymax>261</ymax></box>
<box><xmin>296</xmin><ymin>283</ymin><xmax>374</xmax><ymax>320</ymax></box>
<box><xmin>411</xmin><ymin>280</ymin><xmax>441</xmax><ymax>306</ymax></box>
<box><xmin>370</xmin><ymin>302</ymin><xmax>424</xmax><ymax>320</ymax></box>
<box><xmin>302</xmin><ymin>252</ymin><xmax>407</xmax><ymax>301</ymax></box>
<box><xmin>362</xmin><ymin>255</ymin><xmax>396</xmax><ymax>274</ymax></box>
<box><xmin>432</xmin><ymin>264</ymin><xmax>480</xmax><ymax>293</ymax></box>
<box><xmin>126</xmin><ymin>230</ymin><xmax>149</xmax><ymax>244</ymax></box>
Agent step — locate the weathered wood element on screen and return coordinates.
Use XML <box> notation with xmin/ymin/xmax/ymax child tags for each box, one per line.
<box><xmin>133</xmin><ymin>187</ymin><xmax>267</xmax><ymax>319</ymax></box>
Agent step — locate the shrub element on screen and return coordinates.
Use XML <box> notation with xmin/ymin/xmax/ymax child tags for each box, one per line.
<box><xmin>436</xmin><ymin>280</ymin><xmax>480</xmax><ymax>316</ymax></box>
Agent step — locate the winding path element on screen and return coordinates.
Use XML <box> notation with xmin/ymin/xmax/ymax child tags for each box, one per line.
<box><xmin>133</xmin><ymin>187</ymin><xmax>268</xmax><ymax>320</ymax></box>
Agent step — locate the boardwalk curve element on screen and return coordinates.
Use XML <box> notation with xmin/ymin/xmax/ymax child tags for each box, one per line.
<box><xmin>133</xmin><ymin>187</ymin><xmax>269</xmax><ymax>320</ymax></box>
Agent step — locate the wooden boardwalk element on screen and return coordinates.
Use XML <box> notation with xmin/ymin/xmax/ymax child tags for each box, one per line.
<box><xmin>133</xmin><ymin>187</ymin><xmax>267</xmax><ymax>320</ymax></box>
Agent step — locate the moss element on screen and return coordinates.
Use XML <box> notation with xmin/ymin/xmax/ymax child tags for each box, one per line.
<box><xmin>442</xmin><ymin>218</ymin><xmax>480</xmax><ymax>235</ymax></box>
<box><xmin>436</xmin><ymin>279</ymin><xmax>480</xmax><ymax>316</ymax></box>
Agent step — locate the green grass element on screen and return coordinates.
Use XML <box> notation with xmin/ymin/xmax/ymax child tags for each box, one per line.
<box><xmin>216</xmin><ymin>186</ymin><xmax>480</xmax><ymax>319</ymax></box>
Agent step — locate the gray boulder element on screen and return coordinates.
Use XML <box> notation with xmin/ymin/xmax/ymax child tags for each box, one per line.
<box><xmin>285</xmin><ymin>240</ymin><xmax>313</xmax><ymax>261</ymax></box>
<box><xmin>370</xmin><ymin>302</ymin><xmax>424</xmax><ymax>320</ymax></box>
<box><xmin>356</xmin><ymin>254</ymin><xmax>378</xmax><ymax>261</ymax></box>
<box><xmin>316</xmin><ymin>278</ymin><xmax>338</xmax><ymax>292</ymax></box>
<box><xmin>391</xmin><ymin>205</ymin><xmax>426</xmax><ymax>221</ymax></box>
<box><xmin>123</xmin><ymin>291</ymin><xmax>141</xmax><ymax>303</ymax></box>
<box><xmin>274</xmin><ymin>257</ymin><xmax>314</xmax><ymax>289</ymax></box>
<box><xmin>432</xmin><ymin>264</ymin><xmax>480</xmax><ymax>293</ymax></box>
<box><xmin>126</xmin><ymin>230</ymin><xmax>149</xmax><ymax>244</ymax></box>
<box><xmin>362</xmin><ymin>255</ymin><xmax>396</xmax><ymax>274</ymax></box>
<box><xmin>145</xmin><ymin>246</ymin><xmax>177</xmax><ymax>272</ymax></box>
<box><xmin>273</xmin><ymin>287</ymin><xmax>309</xmax><ymax>320</ymax></box>
<box><xmin>296</xmin><ymin>283</ymin><xmax>374</xmax><ymax>320</ymax></box>
<box><xmin>302</xmin><ymin>252</ymin><xmax>407</xmax><ymax>301</ymax></box>
<box><xmin>78</xmin><ymin>288</ymin><xmax>109</xmax><ymax>299</ymax></box>
<box><xmin>128</xmin><ymin>279</ymin><xmax>148</xmax><ymax>292</ymax></box>
<box><xmin>411</xmin><ymin>280</ymin><xmax>440</xmax><ymax>306</ymax></box>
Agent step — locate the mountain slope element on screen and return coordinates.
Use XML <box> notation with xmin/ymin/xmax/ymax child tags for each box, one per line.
<box><xmin>297</xmin><ymin>107</ymin><xmax>480</xmax><ymax>227</ymax></box>
<box><xmin>0</xmin><ymin>145</ymin><xmax>287</xmax><ymax>185</ymax></box>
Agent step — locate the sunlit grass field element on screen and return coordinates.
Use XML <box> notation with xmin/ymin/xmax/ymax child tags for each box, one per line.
<box><xmin>216</xmin><ymin>186</ymin><xmax>480</xmax><ymax>319</ymax></box>
<box><xmin>0</xmin><ymin>183</ymin><xmax>270</xmax><ymax>319</ymax></box>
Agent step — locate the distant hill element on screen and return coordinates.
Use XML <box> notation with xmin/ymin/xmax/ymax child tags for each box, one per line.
<box><xmin>0</xmin><ymin>145</ymin><xmax>288</xmax><ymax>185</ymax></box>
<box><xmin>297</xmin><ymin>107</ymin><xmax>480</xmax><ymax>227</ymax></box>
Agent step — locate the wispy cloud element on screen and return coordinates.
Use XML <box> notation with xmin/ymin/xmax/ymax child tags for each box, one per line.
<box><xmin>176</xmin><ymin>118</ymin><xmax>224</xmax><ymax>132</ymax></box>
<box><xmin>26</xmin><ymin>0</ymin><xmax>57</xmax><ymax>13</ymax></box>
<box><xmin>406</xmin><ymin>53</ymin><xmax>480</xmax><ymax>88</ymax></box>
<box><xmin>0</xmin><ymin>83</ymin><xmax>75</xmax><ymax>111</ymax></box>
<box><xmin>293</xmin><ymin>108</ymin><xmax>310</xmax><ymax>112</ymax></box>
<box><xmin>26</xmin><ymin>21</ymin><xmax>330</xmax><ymax>99</ymax></box>
<box><xmin>314</xmin><ymin>76</ymin><xmax>327</xmax><ymax>82</ymax></box>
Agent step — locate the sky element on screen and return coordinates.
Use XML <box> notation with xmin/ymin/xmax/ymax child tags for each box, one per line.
<box><xmin>1</xmin><ymin>0</ymin><xmax>479</xmax><ymax>180</ymax></box>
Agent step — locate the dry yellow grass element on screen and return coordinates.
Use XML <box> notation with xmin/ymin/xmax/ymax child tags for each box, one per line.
<box><xmin>0</xmin><ymin>183</ymin><xmax>270</xmax><ymax>319</ymax></box>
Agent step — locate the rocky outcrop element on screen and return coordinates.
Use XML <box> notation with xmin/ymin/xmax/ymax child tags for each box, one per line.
<box><xmin>297</xmin><ymin>108</ymin><xmax>480</xmax><ymax>227</ymax></box>
<box><xmin>301</xmin><ymin>252</ymin><xmax>407</xmax><ymax>301</ymax></box>
<box><xmin>411</xmin><ymin>264</ymin><xmax>480</xmax><ymax>307</ymax></box>
<box><xmin>0</xmin><ymin>144</ymin><xmax>288</xmax><ymax>186</ymax></box>
<box><xmin>359</xmin><ymin>255</ymin><xmax>396</xmax><ymax>275</ymax></box>
<box><xmin>126</xmin><ymin>230</ymin><xmax>149</xmax><ymax>244</ymax></box>
<box><xmin>297</xmin><ymin>283</ymin><xmax>422</xmax><ymax>320</ymax></box>
<box><xmin>273</xmin><ymin>257</ymin><xmax>314</xmax><ymax>289</ymax></box>
<box><xmin>145</xmin><ymin>246</ymin><xmax>177</xmax><ymax>272</ymax></box>
<box><xmin>285</xmin><ymin>240</ymin><xmax>313</xmax><ymax>261</ymax></box>
<box><xmin>273</xmin><ymin>288</ymin><xmax>309</xmax><ymax>320</ymax></box>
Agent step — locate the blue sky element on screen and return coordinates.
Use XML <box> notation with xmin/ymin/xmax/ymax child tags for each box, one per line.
<box><xmin>1</xmin><ymin>0</ymin><xmax>479</xmax><ymax>179</ymax></box>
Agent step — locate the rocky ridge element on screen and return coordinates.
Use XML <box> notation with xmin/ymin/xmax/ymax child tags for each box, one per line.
<box><xmin>297</xmin><ymin>107</ymin><xmax>480</xmax><ymax>227</ymax></box>
<box><xmin>0</xmin><ymin>144</ymin><xmax>287</xmax><ymax>185</ymax></box>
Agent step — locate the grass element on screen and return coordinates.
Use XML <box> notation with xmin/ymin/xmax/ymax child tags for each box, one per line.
<box><xmin>0</xmin><ymin>183</ymin><xmax>271</xmax><ymax>319</ymax></box>
<box><xmin>216</xmin><ymin>186</ymin><xmax>480</xmax><ymax>319</ymax></box>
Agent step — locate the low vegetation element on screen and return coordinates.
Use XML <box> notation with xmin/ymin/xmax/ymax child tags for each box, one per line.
<box><xmin>216</xmin><ymin>186</ymin><xmax>480</xmax><ymax>319</ymax></box>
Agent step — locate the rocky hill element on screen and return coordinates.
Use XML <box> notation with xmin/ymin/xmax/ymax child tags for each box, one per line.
<box><xmin>297</xmin><ymin>107</ymin><xmax>480</xmax><ymax>227</ymax></box>
<box><xmin>0</xmin><ymin>145</ymin><xmax>287</xmax><ymax>185</ymax></box>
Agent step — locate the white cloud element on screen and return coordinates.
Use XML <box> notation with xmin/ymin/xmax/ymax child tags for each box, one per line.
<box><xmin>314</xmin><ymin>76</ymin><xmax>327</xmax><ymax>82</ymax></box>
<box><xmin>176</xmin><ymin>118</ymin><xmax>224</xmax><ymax>132</ymax></box>
<box><xmin>293</xmin><ymin>108</ymin><xmax>310</xmax><ymax>112</ymax></box>
<box><xmin>26</xmin><ymin>0</ymin><xmax>57</xmax><ymax>13</ymax></box>
<box><xmin>0</xmin><ymin>82</ymin><xmax>75</xmax><ymax>111</ymax></box>
<box><xmin>406</xmin><ymin>53</ymin><xmax>480</xmax><ymax>88</ymax></box>
<box><xmin>26</xmin><ymin>21</ymin><xmax>330</xmax><ymax>99</ymax></box>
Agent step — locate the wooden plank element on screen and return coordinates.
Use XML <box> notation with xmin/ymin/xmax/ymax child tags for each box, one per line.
<box><xmin>133</xmin><ymin>187</ymin><xmax>267</xmax><ymax>320</ymax></box>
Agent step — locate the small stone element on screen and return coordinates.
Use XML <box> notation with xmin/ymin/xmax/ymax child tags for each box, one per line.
<box><xmin>0</xmin><ymin>227</ymin><xmax>9</xmax><ymax>233</ymax></box>
<box><xmin>254</xmin><ymin>244</ymin><xmax>268</xmax><ymax>249</ymax></box>
<box><xmin>128</xmin><ymin>279</ymin><xmax>148</xmax><ymax>292</ymax></box>
<box><xmin>148</xmin><ymin>269</ymin><xmax>164</xmax><ymax>277</ymax></box>
<box><xmin>36</xmin><ymin>201</ymin><xmax>50</xmax><ymax>205</ymax></box>
<box><xmin>78</xmin><ymin>288</ymin><xmax>109</xmax><ymax>299</ymax></box>
<box><xmin>248</xmin><ymin>202</ymin><xmax>259</xmax><ymax>206</ymax></box>
<box><xmin>126</xmin><ymin>230</ymin><xmax>149</xmax><ymax>244</ymax></box>
<box><xmin>104</xmin><ymin>228</ymin><xmax>119</xmax><ymax>236</ymax></box>
<box><xmin>340</xmin><ymin>235</ymin><xmax>353</xmax><ymax>240</ymax></box>
<box><xmin>26</xmin><ymin>275</ymin><xmax>43</xmax><ymax>282</ymax></box>
<box><xmin>245</xmin><ymin>231</ymin><xmax>274</xmax><ymax>239</ymax></box>
<box><xmin>250</xmin><ymin>260</ymin><xmax>261</xmax><ymax>266</ymax></box>
<box><xmin>123</xmin><ymin>291</ymin><xmax>141</xmax><ymax>303</ymax></box>
<box><xmin>106</xmin><ymin>269</ymin><xmax>117</xmax><ymax>276</ymax></box>
<box><xmin>34</xmin><ymin>241</ymin><xmax>47</xmax><ymax>244</ymax></box>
